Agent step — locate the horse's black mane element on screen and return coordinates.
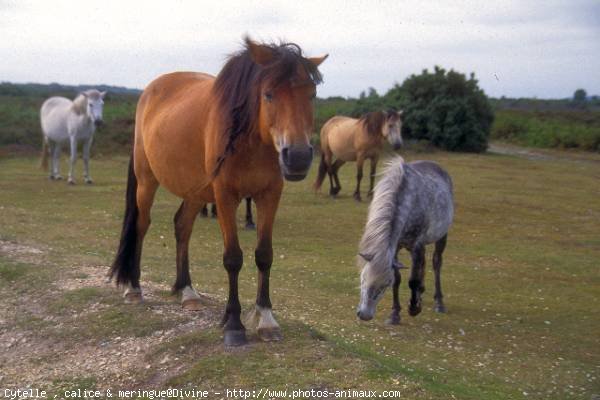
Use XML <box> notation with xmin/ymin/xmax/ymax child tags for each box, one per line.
<box><xmin>212</xmin><ymin>39</ymin><xmax>323</xmax><ymax>176</ymax></box>
<box><xmin>359</xmin><ymin>109</ymin><xmax>399</xmax><ymax>137</ymax></box>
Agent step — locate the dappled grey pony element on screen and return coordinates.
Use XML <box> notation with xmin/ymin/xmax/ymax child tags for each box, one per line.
<box><xmin>356</xmin><ymin>156</ymin><xmax>453</xmax><ymax>324</ymax></box>
<box><xmin>40</xmin><ymin>90</ymin><xmax>106</xmax><ymax>184</ymax></box>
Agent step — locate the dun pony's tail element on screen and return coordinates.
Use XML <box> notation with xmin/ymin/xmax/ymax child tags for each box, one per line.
<box><xmin>109</xmin><ymin>155</ymin><xmax>139</xmax><ymax>286</ymax></box>
<box><xmin>313</xmin><ymin>152</ymin><xmax>327</xmax><ymax>191</ymax></box>
<box><xmin>41</xmin><ymin>137</ymin><xmax>49</xmax><ymax>171</ymax></box>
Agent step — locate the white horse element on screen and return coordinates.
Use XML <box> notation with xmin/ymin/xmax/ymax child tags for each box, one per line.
<box><xmin>40</xmin><ymin>89</ymin><xmax>106</xmax><ymax>184</ymax></box>
<box><xmin>356</xmin><ymin>156</ymin><xmax>454</xmax><ymax>324</ymax></box>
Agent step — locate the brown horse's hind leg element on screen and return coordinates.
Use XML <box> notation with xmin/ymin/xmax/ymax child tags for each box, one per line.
<box><xmin>173</xmin><ymin>200</ymin><xmax>204</xmax><ymax>310</ymax></box>
<box><xmin>331</xmin><ymin>159</ymin><xmax>344</xmax><ymax>196</ymax></box>
<box><xmin>214</xmin><ymin>189</ymin><xmax>246</xmax><ymax>346</ymax></box>
<box><xmin>245</xmin><ymin>185</ymin><xmax>283</xmax><ymax>342</ymax></box>
<box><xmin>353</xmin><ymin>155</ymin><xmax>365</xmax><ymax>201</ymax></box>
<box><xmin>433</xmin><ymin>235</ymin><xmax>448</xmax><ymax>313</ymax></box>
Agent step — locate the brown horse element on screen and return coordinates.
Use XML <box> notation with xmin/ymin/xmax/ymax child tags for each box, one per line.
<box><xmin>109</xmin><ymin>37</ymin><xmax>327</xmax><ymax>346</ymax></box>
<box><xmin>314</xmin><ymin>110</ymin><xmax>403</xmax><ymax>201</ymax></box>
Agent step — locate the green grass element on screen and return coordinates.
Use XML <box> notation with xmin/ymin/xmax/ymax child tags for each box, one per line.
<box><xmin>491</xmin><ymin>109</ymin><xmax>600</xmax><ymax>151</ymax></box>
<box><xmin>0</xmin><ymin>150</ymin><xmax>599</xmax><ymax>399</ymax></box>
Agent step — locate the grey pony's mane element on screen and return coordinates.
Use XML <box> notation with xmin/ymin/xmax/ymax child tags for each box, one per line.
<box><xmin>358</xmin><ymin>156</ymin><xmax>406</xmax><ymax>278</ymax></box>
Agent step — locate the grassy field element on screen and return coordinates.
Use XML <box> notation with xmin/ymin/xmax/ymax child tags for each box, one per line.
<box><xmin>0</xmin><ymin>148</ymin><xmax>599</xmax><ymax>399</ymax></box>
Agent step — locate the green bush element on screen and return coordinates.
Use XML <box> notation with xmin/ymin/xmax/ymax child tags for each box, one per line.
<box><xmin>492</xmin><ymin>110</ymin><xmax>600</xmax><ymax>151</ymax></box>
<box><xmin>387</xmin><ymin>66</ymin><xmax>494</xmax><ymax>152</ymax></box>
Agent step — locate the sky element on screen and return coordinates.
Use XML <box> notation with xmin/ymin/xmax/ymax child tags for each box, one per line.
<box><xmin>1</xmin><ymin>0</ymin><xmax>599</xmax><ymax>99</ymax></box>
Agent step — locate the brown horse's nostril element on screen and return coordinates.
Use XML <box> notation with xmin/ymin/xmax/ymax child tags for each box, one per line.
<box><xmin>281</xmin><ymin>145</ymin><xmax>313</xmax><ymax>170</ymax></box>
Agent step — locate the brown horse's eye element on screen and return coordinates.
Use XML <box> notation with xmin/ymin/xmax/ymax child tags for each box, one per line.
<box><xmin>264</xmin><ymin>92</ymin><xmax>273</xmax><ymax>102</ymax></box>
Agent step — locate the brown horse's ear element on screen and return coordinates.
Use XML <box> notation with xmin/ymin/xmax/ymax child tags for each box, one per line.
<box><xmin>308</xmin><ymin>54</ymin><xmax>329</xmax><ymax>67</ymax></box>
<box><xmin>359</xmin><ymin>252</ymin><xmax>374</xmax><ymax>262</ymax></box>
<box><xmin>245</xmin><ymin>37</ymin><xmax>274</xmax><ymax>66</ymax></box>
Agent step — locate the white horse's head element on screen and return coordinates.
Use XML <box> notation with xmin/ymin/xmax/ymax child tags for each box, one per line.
<box><xmin>382</xmin><ymin>109</ymin><xmax>403</xmax><ymax>150</ymax></box>
<box><xmin>77</xmin><ymin>90</ymin><xmax>106</xmax><ymax>126</ymax></box>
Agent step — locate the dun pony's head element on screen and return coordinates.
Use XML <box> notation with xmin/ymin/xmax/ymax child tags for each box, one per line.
<box><xmin>361</xmin><ymin>110</ymin><xmax>403</xmax><ymax>150</ymax></box>
<box><xmin>213</xmin><ymin>37</ymin><xmax>328</xmax><ymax>181</ymax></box>
<box><xmin>73</xmin><ymin>90</ymin><xmax>106</xmax><ymax>126</ymax></box>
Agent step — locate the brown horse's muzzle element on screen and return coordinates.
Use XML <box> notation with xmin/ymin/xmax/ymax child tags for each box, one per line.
<box><xmin>280</xmin><ymin>144</ymin><xmax>313</xmax><ymax>181</ymax></box>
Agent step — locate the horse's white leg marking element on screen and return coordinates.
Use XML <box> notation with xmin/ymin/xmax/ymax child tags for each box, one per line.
<box><xmin>181</xmin><ymin>285</ymin><xmax>203</xmax><ymax>310</ymax></box>
<box><xmin>123</xmin><ymin>284</ymin><xmax>143</xmax><ymax>304</ymax></box>
<box><xmin>68</xmin><ymin>135</ymin><xmax>77</xmax><ymax>184</ymax></box>
<box><xmin>246</xmin><ymin>305</ymin><xmax>281</xmax><ymax>341</ymax></box>
<box><xmin>83</xmin><ymin>136</ymin><xmax>93</xmax><ymax>184</ymax></box>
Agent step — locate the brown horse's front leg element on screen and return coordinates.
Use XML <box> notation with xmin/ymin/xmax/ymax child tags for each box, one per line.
<box><xmin>246</xmin><ymin>184</ymin><xmax>283</xmax><ymax>341</ymax></box>
<box><xmin>215</xmin><ymin>190</ymin><xmax>246</xmax><ymax>346</ymax></box>
<box><xmin>354</xmin><ymin>156</ymin><xmax>365</xmax><ymax>201</ymax></box>
<box><xmin>368</xmin><ymin>156</ymin><xmax>378</xmax><ymax>198</ymax></box>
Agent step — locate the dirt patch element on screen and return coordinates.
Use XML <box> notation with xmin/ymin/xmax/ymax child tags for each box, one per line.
<box><xmin>0</xmin><ymin>240</ymin><xmax>222</xmax><ymax>390</ymax></box>
<box><xmin>0</xmin><ymin>239</ymin><xmax>46</xmax><ymax>265</ymax></box>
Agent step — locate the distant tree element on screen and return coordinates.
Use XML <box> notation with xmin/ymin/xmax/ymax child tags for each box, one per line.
<box><xmin>388</xmin><ymin>66</ymin><xmax>494</xmax><ymax>152</ymax></box>
<box><xmin>572</xmin><ymin>88</ymin><xmax>588</xmax><ymax>109</ymax></box>
<box><xmin>573</xmin><ymin>88</ymin><xmax>587</xmax><ymax>102</ymax></box>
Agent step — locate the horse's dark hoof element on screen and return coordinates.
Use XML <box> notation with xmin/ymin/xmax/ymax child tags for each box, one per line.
<box><xmin>434</xmin><ymin>303</ymin><xmax>447</xmax><ymax>313</ymax></box>
<box><xmin>224</xmin><ymin>329</ymin><xmax>247</xmax><ymax>347</ymax></box>
<box><xmin>68</xmin><ymin>180</ymin><xmax>75</xmax><ymax>185</ymax></box>
<box><xmin>367</xmin><ymin>191</ymin><xmax>374</xmax><ymax>198</ymax></box>
<box><xmin>329</xmin><ymin>187</ymin><xmax>341</xmax><ymax>197</ymax></box>
<box><xmin>386</xmin><ymin>312</ymin><xmax>401</xmax><ymax>325</ymax></box>
<box><xmin>408</xmin><ymin>303</ymin><xmax>422</xmax><ymax>316</ymax></box>
<box><xmin>85</xmin><ymin>179</ymin><xmax>93</xmax><ymax>185</ymax></box>
<box><xmin>353</xmin><ymin>193</ymin><xmax>362</xmax><ymax>202</ymax></box>
<box><xmin>258</xmin><ymin>327</ymin><xmax>283</xmax><ymax>342</ymax></box>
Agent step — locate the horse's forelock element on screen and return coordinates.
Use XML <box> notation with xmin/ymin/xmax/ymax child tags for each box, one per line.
<box><xmin>211</xmin><ymin>40</ymin><xmax>323</xmax><ymax>177</ymax></box>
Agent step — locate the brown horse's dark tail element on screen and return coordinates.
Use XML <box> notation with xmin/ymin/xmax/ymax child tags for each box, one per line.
<box><xmin>313</xmin><ymin>152</ymin><xmax>328</xmax><ymax>191</ymax></box>
<box><xmin>109</xmin><ymin>155</ymin><xmax>140</xmax><ymax>286</ymax></box>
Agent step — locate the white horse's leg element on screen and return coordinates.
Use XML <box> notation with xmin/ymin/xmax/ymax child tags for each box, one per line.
<box><xmin>83</xmin><ymin>136</ymin><xmax>94</xmax><ymax>184</ymax></box>
<box><xmin>52</xmin><ymin>141</ymin><xmax>63</xmax><ymax>180</ymax></box>
<box><xmin>67</xmin><ymin>136</ymin><xmax>77</xmax><ymax>185</ymax></box>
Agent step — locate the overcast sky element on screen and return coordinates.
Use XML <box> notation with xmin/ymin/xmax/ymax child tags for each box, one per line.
<box><xmin>2</xmin><ymin>0</ymin><xmax>599</xmax><ymax>99</ymax></box>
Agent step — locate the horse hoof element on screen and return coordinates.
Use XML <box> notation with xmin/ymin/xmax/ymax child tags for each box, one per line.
<box><xmin>224</xmin><ymin>329</ymin><xmax>247</xmax><ymax>347</ymax></box>
<box><xmin>367</xmin><ymin>191</ymin><xmax>374</xmax><ymax>198</ymax></box>
<box><xmin>245</xmin><ymin>222</ymin><xmax>256</xmax><ymax>230</ymax></box>
<box><xmin>85</xmin><ymin>179</ymin><xmax>93</xmax><ymax>185</ymax></box>
<box><xmin>258</xmin><ymin>327</ymin><xmax>283</xmax><ymax>342</ymax></box>
<box><xmin>68</xmin><ymin>180</ymin><xmax>75</xmax><ymax>185</ymax></box>
<box><xmin>124</xmin><ymin>292</ymin><xmax>143</xmax><ymax>304</ymax></box>
<box><xmin>55</xmin><ymin>175</ymin><xmax>64</xmax><ymax>180</ymax></box>
<box><xmin>408</xmin><ymin>306</ymin><xmax>421</xmax><ymax>317</ymax></box>
<box><xmin>386</xmin><ymin>313</ymin><xmax>401</xmax><ymax>325</ymax></box>
<box><xmin>353</xmin><ymin>194</ymin><xmax>362</xmax><ymax>202</ymax></box>
<box><xmin>434</xmin><ymin>303</ymin><xmax>447</xmax><ymax>313</ymax></box>
<box><xmin>182</xmin><ymin>298</ymin><xmax>203</xmax><ymax>311</ymax></box>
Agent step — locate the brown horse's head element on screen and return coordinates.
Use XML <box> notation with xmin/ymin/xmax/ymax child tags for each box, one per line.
<box><xmin>361</xmin><ymin>110</ymin><xmax>403</xmax><ymax>150</ymax></box>
<box><xmin>213</xmin><ymin>37</ymin><xmax>328</xmax><ymax>181</ymax></box>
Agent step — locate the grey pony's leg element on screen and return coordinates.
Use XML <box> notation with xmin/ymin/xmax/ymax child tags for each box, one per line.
<box><xmin>408</xmin><ymin>244</ymin><xmax>426</xmax><ymax>317</ymax></box>
<box><xmin>67</xmin><ymin>136</ymin><xmax>78</xmax><ymax>185</ymax></box>
<box><xmin>52</xmin><ymin>141</ymin><xmax>63</xmax><ymax>180</ymax></box>
<box><xmin>83</xmin><ymin>136</ymin><xmax>94</xmax><ymax>184</ymax></box>
<box><xmin>47</xmin><ymin>140</ymin><xmax>56</xmax><ymax>179</ymax></box>
<box><xmin>386</xmin><ymin>264</ymin><xmax>402</xmax><ymax>325</ymax></box>
<box><xmin>433</xmin><ymin>235</ymin><xmax>448</xmax><ymax>313</ymax></box>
